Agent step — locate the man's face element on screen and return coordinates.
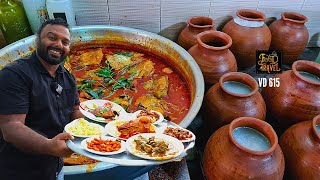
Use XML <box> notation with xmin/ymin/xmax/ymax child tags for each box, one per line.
<box><xmin>37</xmin><ymin>24</ymin><xmax>71</xmax><ymax>65</ymax></box>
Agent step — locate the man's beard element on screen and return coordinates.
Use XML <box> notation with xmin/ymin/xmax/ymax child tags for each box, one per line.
<box><xmin>37</xmin><ymin>43</ymin><xmax>67</xmax><ymax>65</ymax></box>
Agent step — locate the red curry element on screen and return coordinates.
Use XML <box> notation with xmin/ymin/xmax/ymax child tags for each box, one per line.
<box><xmin>66</xmin><ymin>46</ymin><xmax>190</xmax><ymax>123</ymax></box>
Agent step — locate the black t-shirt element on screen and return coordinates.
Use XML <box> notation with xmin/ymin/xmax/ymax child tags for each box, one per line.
<box><xmin>0</xmin><ymin>52</ymin><xmax>79</xmax><ymax>180</ymax></box>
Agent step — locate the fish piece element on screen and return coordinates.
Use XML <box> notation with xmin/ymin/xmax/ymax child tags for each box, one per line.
<box><xmin>78</xmin><ymin>49</ymin><xmax>104</xmax><ymax>66</ymax></box>
<box><xmin>134</xmin><ymin>94</ymin><xmax>168</xmax><ymax>114</ymax></box>
<box><xmin>130</xmin><ymin>60</ymin><xmax>154</xmax><ymax>78</ymax></box>
<box><xmin>143</xmin><ymin>76</ymin><xmax>169</xmax><ymax>98</ymax></box>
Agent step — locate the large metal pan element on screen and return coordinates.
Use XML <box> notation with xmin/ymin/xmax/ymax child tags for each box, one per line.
<box><xmin>0</xmin><ymin>25</ymin><xmax>204</xmax><ymax>127</ymax></box>
<box><xmin>0</xmin><ymin>26</ymin><xmax>204</xmax><ymax>179</ymax></box>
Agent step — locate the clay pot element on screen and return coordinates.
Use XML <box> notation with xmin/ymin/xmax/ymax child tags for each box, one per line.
<box><xmin>177</xmin><ymin>16</ymin><xmax>215</xmax><ymax>50</ymax></box>
<box><xmin>222</xmin><ymin>9</ymin><xmax>271</xmax><ymax>69</ymax></box>
<box><xmin>204</xmin><ymin>72</ymin><xmax>266</xmax><ymax>133</ymax></box>
<box><xmin>203</xmin><ymin>117</ymin><xmax>285</xmax><ymax>180</ymax></box>
<box><xmin>279</xmin><ymin>114</ymin><xmax>320</xmax><ymax>179</ymax></box>
<box><xmin>262</xmin><ymin>60</ymin><xmax>320</xmax><ymax>131</ymax></box>
<box><xmin>269</xmin><ymin>12</ymin><xmax>309</xmax><ymax>65</ymax></box>
<box><xmin>188</xmin><ymin>30</ymin><xmax>237</xmax><ymax>85</ymax></box>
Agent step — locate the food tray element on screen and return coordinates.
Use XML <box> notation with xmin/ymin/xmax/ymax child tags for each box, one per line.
<box><xmin>66</xmin><ymin>120</ymin><xmax>195</xmax><ymax>167</ymax></box>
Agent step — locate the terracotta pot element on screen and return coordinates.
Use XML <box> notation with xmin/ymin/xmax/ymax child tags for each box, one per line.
<box><xmin>204</xmin><ymin>72</ymin><xmax>266</xmax><ymax>133</ymax></box>
<box><xmin>279</xmin><ymin>114</ymin><xmax>320</xmax><ymax>180</ymax></box>
<box><xmin>222</xmin><ymin>9</ymin><xmax>271</xmax><ymax>69</ymax></box>
<box><xmin>262</xmin><ymin>60</ymin><xmax>320</xmax><ymax>131</ymax></box>
<box><xmin>203</xmin><ymin>117</ymin><xmax>285</xmax><ymax>180</ymax></box>
<box><xmin>269</xmin><ymin>12</ymin><xmax>309</xmax><ymax>65</ymax></box>
<box><xmin>188</xmin><ymin>30</ymin><xmax>237</xmax><ymax>85</ymax></box>
<box><xmin>177</xmin><ymin>16</ymin><xmax>215</xmax><ymax>50</ymax></box>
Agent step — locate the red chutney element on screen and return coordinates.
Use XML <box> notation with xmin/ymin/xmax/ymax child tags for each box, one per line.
<box><xmin>67</xmin><ymin>46</ymin><xmax>191</xmax><ymax>124</ymax></box>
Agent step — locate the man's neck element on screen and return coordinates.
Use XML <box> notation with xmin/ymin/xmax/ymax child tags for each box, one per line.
<box><xmin>36</xmin><ymin>51</ymin><xmax>59</xmax><ymax>78</ymax></box>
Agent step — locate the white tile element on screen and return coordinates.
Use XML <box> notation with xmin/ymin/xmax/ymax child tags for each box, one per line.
<box><xmin>257</xmin><ymin>0</ymin><xmax>304</xmax><ymax>18</ymax></box>
<box><xmin>300</xmin><ymin>0</ymin><xmax>320</xmax><ymax>21</ymax></box>
<box><xmin>161</xmin><ymin>0</ymin><xmax>211</xmax><ymax>29</ymax></box>
<box><xmin>160</xmin><ymin>0</ymin><xmax>211</xmax><ymax>40</ymax></box>
<box><xmin>72</xmin><ymin>0</ymin><xmax>109</xmax><ymax>26</ymax></box>
<box><xmin>209</xmin><ymin>0</ymin><xmax>260</xmax><ymax>29</ymax></box>
<box><xmin>109</xmin><ymin>0</ymin><xmax>160</xmax><ymax>33</ymax></box>
<box><xmin>300</xmin><ymin>0</ymin><xmax>320</xmax><ymax>10</ymax></box>
<box><xmin>210</xmin><ymin>0</ymin><xmax>259</xmax><ymax>19</ymax></box>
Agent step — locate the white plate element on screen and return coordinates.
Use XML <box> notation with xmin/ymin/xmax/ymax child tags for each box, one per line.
<box><xmin>160</xmin><ymin>125</ymin><xmax>196</xmax><ymax>143</ymax></box>
<box><xmin>65</xmin><ymin>120</ymin><xmax>195</xmax><ymax>166</ymax></box>
<box><xmin>126</xmin><ymin>133</ymin><xmax>184</xmax><ymax>160</ymax></box>
<box><xmin>80</xmin><ymin>136</ymin><xmax>126</xmax><ymax>156</ymax></box>
<box><xmin>79</xmin><ymin>99</ymin><xmax>127</xmax><ymax>123</ymax></box>
<box><xmin>132</xmin><ymin>110</ymin><xmax>164</xmax><ymax>125</ymax></box>
<box><xmin>65</xmin><ymin>118</ymin><xmax>105</xmax><ymax>138</ymax></box>
<box><xmin>104</xmin><ymin>120</ymin><xmax>158</xmax><ymax>140</ymax></box>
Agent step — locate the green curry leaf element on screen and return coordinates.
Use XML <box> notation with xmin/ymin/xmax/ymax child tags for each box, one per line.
<box><xmin>95</xmin><ymin>66</ymin><xmax>115</xmax><ymax>78</ymax></box>
<box><xmin>115</xmin><ymin>51</ymin><xmax>133</xmax><ymax>57</ymax></box>
<box><xmin>85</xmin><ymin>88</ymin><xmax>104</xmax><ymax>99</ymax></box>
<box><xmin>112</xmin><ymin>77</ymin><xmax>133</xmax><ymax>91</ymax></box>
<box><xmin>78</xmin><ymin>80</ymin><xmax>96</xmax><ymax>90</ymax></box>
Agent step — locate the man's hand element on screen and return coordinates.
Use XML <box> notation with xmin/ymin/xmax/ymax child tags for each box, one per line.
<box><xmin>71</xmin><ymin>105</ymin><xmax>84</xmax><ymax>120</ymax></box>
<box><xmin>0</xmin><ymin>114</ymin><xmax>74</xmax><ymax>157</ymax></box>
<box><xmin>46</xmin><ymin>133</ymin><xmax>74</xmax><ymax>157</ymax></box>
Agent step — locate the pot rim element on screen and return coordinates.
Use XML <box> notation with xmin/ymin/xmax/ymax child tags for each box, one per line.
<box><xmin>188</xmin><ymin>16</ymin><xmax>215</xmax><ymax>29</ymax></box>
<box><xmin>219</xmin><ymin>72</ymin><xmax>258</xmax><ymax>97</ymax></box>
<box><xmin>282</xmin><ymin>12</ymin><xmax>308</xmax><ymax>24</ymax></box>
<box><xmin>292</xmin><ymin>60</ymin><xmax>320</xmax><ymax>85</ymax></box>
<box><xmin>196</xmin><ymin>30</ymin><xmax>232</xmax><ymax>50</ymax></box>
<box><xmin>229</xmin><ymin>117</ymin><xmax>278</xmax><ymax>156</ymax></box>
<box><xmin>236</xmin><ymin>9</ymin><xmax>266</xmax><ymax>22</ymax></box>
<box><xmin>312</xmin><ymin>114</ymin><xmax>320</xmax><ymax>141</ymax></box>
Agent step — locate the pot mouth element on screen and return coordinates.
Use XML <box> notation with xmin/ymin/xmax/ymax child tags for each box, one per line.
<box><xmin>188</xmin><ymin>16</ymin><xmax>215</xmax><ymax>28</ymax></box>
<box><xmin>196</xmin><ymin>30</ymin><xmax>232</xmax><ymax>50</ymax></box>
<box><xmin>292</xmin><ymin>60</ymin><xmax>320</xmax><ymax>85</ymax></box>
<box><xmin>229</xmin><ymin>117</ymin><xmax>278</xmax><ymax>156</ymax></box>
<box><xmin>312</xmin><ymin>114</ymin><xmax>320</xmax><ymax>141</ymax></box>
<box><xmin>282</xmin><ymin>12</ymin><xmax>308</xmax><ymax>24</ymax></box>
<box><xmin>219</xmin><ymin>72</ymin><xmax>258</xmax><ymax>97</ymax></box>
<box><xmin>236</xmin><ymin>9</ymin><xmax>266</xmax><ymax>22</ymax></box>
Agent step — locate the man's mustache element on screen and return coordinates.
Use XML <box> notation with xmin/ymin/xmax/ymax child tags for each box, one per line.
<box><xmin>48</xmin><ymin>46</ymin><xmax>64</xmax><ymax>55</ymax></box>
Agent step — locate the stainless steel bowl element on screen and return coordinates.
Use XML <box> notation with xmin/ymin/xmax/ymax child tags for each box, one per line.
<box><xmin>0</xmin><ymin>25</ymin><xmax>204</xmax><ymax>128</ymax></box>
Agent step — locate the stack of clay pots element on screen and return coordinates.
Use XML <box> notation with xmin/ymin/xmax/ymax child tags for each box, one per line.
<box><xmin>177</xmin><ymin>9</ymin><xmax>319</xmax><ymax>180</ymax></box>
<box><xmin>178</xmin><ymin>10</ymin><xmax>309</xmax><ymax>71</ymax></box>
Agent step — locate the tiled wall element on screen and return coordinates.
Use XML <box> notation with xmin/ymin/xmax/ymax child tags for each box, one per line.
<box><xmin>71</xmin><ymin>0</ymin><xmax>319</xmax><ymax>47</ymax></box>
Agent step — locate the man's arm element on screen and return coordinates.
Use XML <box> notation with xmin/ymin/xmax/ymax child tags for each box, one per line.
<box><xmin>0</xmin><ymin>114</ymin><xmax>74</xmax><ymax>157</ymax></box>
<box><xmin>71</xmin><ymin>104</ymin><xmax>83</xmax><ymax>120</ymax></box>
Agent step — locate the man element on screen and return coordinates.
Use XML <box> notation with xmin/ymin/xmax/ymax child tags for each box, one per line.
<box><xmin>0</xmin><ymin>18</ymin><xmax>82</xmax><ymax>180</ymax></box>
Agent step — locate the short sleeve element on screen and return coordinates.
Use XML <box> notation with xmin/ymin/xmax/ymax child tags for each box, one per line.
<box><xmin>0</xmin><ymin>68</ymin><xmax>30</xmax><ymax>114</ymax></box>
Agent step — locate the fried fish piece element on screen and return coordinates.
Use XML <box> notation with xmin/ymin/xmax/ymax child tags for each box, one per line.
<box><xmin>143</xmin><ymin>75</ymin><xmax>169</xmax><ymax>98</ymax></box>
<box><xmin>78</xmin><ymin>49</ymin><xmax>103</xmax><ymax>66</ymax></box>
<box><xmin>134</xmin><ymin>94</ymin><xmax>168</xmax><ymax>114</ymax></box>
<box><xmin>105</xmin><ymin>52</ymin><xmax>144</xmax><ymax>70</ymax></box>
<box><xmin>64</xmin><ymin>153</ymin><xmax>99</xmax><ymax>165</ymax></box>
<box><xmin>117</xmin><ymin>116</ymin><xmax>155</xmax><ymax>139</ymax></box>
<box><xmin>130</xmin><ymin>60</ymin><xmax>154</xmax><ymax>78</ymax></box>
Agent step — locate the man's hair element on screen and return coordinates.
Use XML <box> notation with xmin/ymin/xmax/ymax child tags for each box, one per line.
<box><xmin>36</xmin><ymin>18</ymin><xmax>69</xmax><ymax>40</ymax></box>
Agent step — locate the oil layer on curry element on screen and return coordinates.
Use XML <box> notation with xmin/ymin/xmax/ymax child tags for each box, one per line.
<box><xmin>65</xmin><ymin>45</ymin><xmax>191</xmax><ymax>123</ymax></box>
